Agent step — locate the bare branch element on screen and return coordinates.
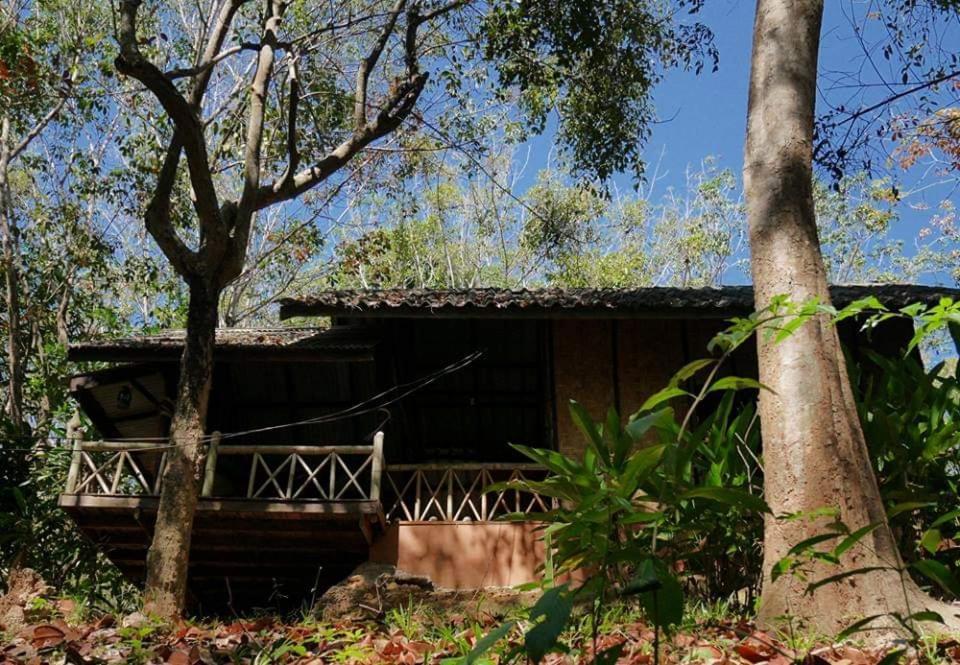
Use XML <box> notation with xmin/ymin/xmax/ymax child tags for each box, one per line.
<box><xmin>223</xmin><ymin>0</ymin><xmax>288</xmax><ymax>282</ymax></box>
<box><xmin>277</xmin><ymin>53</ymin><xmax>301</xmax><ymax>191</ymax></box>
<box><xmin>115</xmin><ymin>0</ymin><xmax>221</xmax><ymax>232</ymax></box>
<box><xmin>355</xmin><ymin>0</ymin><xmax>406</xmax><ymax>130</ymax></box>
<box><xmin>164</xmin><ymin>43</ymin><xmax>256</xmax><ymax>81</ymax></box>
<box><xmin>256</xmin><ymin>1</ymin><xmax>432</xmax><ymax>210</ymax></box>
<box><xmin>145</xmin><ymin>139</ymin><xmax>202</xmax><ymax>276</ymax></box>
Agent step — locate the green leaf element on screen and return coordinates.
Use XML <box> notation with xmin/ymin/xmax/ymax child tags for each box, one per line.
<box><xmin>911</xmin><ymin>559</ymin><xmax>960</xmax><ymax>598</ymax></box>
<box><xmin>836</xmin><ymin>614</ymin><xmax>886</xmax><ymax>641</ymax></box>
<box><xmin>875</xmin><ymin>648</ymin><xmax>907</xmax><ymax>665</ymax></box>
<box><xmin>770</xmin><ymin>556</ymin><xmax>794</xmax><ymax>583</ymax></box>
<box><xmin>569</xmin><ymin>401</ymin><xmax>608</xmax><ymax>460</ymax></box>
<box><xmin>787</xmin><ymin>533</ymin><xmax>840</xmax><ymax>557</ymax></box>
<box><xmin>679</xmin><ymin>487</ymin><xmax>771</xmax><ymax>514</ymax></box>
<box><xmin>622</xmin><ymin>573</ymin><xmax>662</xmax><ymax>596</ymax></box>
<box><xmin>508</xmin><ymin>444</ymin><xmax>586</xmax><ymax>482</ymax></box>
<box><xmin>920</xmin><ymin>529</ymin><xmax>942</xmax><ymax>555</ymax></box>
<box><xmin>834</xmin><ymin>523</ymin><xmax>882</xmax><ymax>557</ymax></box>
<box><xmin>621</xmin><ymin>444</ymin><xmax>666</xmax><ymax>491</ymax></box>
<box><xmin>632</xmin><ymin>559</ymin><xmax>684</xmax><ymax>628</ymax></box>
<box><xmin>886</xmin><ymin>501</ymin><xmax>936</xmax><ymax>520</ymax></box>
<box><xmin>931</xmin><ymin>509</ymin><xmax>960</xmax><ymax>528</ymax></box>
<box><xmin>458</xmin><ymin>621</ymin><xmax>515</xmax><ymax>665</ymax></box>
<box><xmin>639</xmin><ymin>387</ymin><xmax>692</xmax><ymax>412</ymax></box>
<box><xmin>524</xmin><ymin>587</ymin><xmax>573</xmax><ymax>662</ymax></box>
<box><xmin>903</xmin><ymin>610</ymin><xmax>944</xmax><ymax>625</ymax></box>
<box><xmin>625</xmin><ymin>408</ymin><xmax>674</xmax><ymax>442</ymax></box>
<box><xmin>806</xmin><ymin>567</ymin><xmax>894</xmax><ymax>594</ymax></box>
<box><xmin>669</xmin><ymin>358</ymin><xmax>716</xmax><ymax>386</ymax></box>
<box><xmin>707</xmin><ymin>376</ymin><xmax>771</xmax><ymax>394</ymax></box>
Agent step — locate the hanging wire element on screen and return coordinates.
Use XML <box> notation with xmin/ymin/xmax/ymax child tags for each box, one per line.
<box><xmin>0</xmin><ymin>350</ymin><xmax>483</xmax><ymax>455</ymax></box>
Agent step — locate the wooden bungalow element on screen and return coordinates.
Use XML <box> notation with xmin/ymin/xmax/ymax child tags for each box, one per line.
<box><xmin>59</xmin><ymin>285</ymin><xmax>955</xmax><ymax>609</ymax></box>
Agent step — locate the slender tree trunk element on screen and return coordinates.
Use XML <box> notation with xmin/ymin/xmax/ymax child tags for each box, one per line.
<box><xmin>0</xmin><ymin>116</ymin><xmax>25</xmax><ymax>435</ymax></box>
<box><xmin>745</xmin><ymin>0</ymin><xmax>959</xmax><ymax>637</ymax></box>
<box><xmin>142</xmin><ymin>278</ymin><xmax>219</xmax><ymax>619</ymax></box>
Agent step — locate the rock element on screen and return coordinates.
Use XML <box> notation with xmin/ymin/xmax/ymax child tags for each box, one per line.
<box><xmin>120</xmin><ymin>612</ymin><xmax>150</xmax><ymax>629</ymax></box>
<box><xmin>0</xmin><ymin>567</ymin><xmax>51</xmax><ymax>635</ymax></box>
<box><xmin>313</xmin><ymin>561</ymin><xmax>535</xmax><ymax>622</ymax></box>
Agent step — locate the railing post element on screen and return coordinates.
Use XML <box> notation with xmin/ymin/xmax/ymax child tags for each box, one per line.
<box><xmin>64</xmin><ymin>410</ymin><xmax>83</xmax><ymax>494</ymax></box>
<box><xmin>201</xmin><ymin>431</ymin><xmax>221</xmax><ymax>497</ymax></box>
<box><xmin>446</xmin><ymin>470</ymin><xmax>453</xmax><ymax>520</ymax></box>
<box><xmin>370</xmin><ymin>431</ymin><xmax>384</xmax><ymax>501</ymax></box>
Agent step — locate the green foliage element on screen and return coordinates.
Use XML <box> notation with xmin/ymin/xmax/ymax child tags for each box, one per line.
<box><xmin>482</xmin><ymin>0</ymin><xmax>717</xmax><ymax>182</ymax></box>
<box><xmin>850</xmin><ymin>348</ymin><xmax>960</xmax><ymax>562</ymax></box>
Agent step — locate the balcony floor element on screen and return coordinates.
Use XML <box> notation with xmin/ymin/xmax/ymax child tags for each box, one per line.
<box><xmin>59</xmin><ymin>494</ymin><xmax>385</xmax><ymax>611</ymax></box>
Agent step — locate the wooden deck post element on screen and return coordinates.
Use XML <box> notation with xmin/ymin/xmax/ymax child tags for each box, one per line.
<box><xmin>64</xmin><ymin>410</ymin><xmax>83</xmax><ymax>494</ymax></box>
<box><xmin>370</xmin><ymin>431</ymin><xmax>384</xmax><ymax>502</ymax></box>
<box><xmin>201</xmin><ymin>431</ymin><xmax>221</xmax><ymax>497</ymax></box>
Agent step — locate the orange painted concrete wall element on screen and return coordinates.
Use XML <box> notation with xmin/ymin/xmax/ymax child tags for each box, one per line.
<box><xmin>369</xmin><ymin>522</ymin><xmax>546</xmax><ymax>589</ymax></box>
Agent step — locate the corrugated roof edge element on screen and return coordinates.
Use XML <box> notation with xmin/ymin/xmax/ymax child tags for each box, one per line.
<box><xmin>68</xmin><ymin>325</ymin><xmax>375</xmax><ymax>362</ymax></box>
<box><xmin>278</xmin><ymin>284</ymin><xmax>960</xmax><ymax>320</ymax></box>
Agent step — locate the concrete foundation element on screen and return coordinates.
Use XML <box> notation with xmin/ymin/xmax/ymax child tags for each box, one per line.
<box><xmin>369</xmin><ymin>522</ymin><xmax>546</xmax><ymax>589</ymax></box>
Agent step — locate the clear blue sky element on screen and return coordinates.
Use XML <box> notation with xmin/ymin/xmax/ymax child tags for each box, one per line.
<box><xmin>518</xmin><ymin>0</ymin><xmax>958</xmax><ymax>286</ymax></box>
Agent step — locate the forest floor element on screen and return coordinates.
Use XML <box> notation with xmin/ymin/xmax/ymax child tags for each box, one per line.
<box><xmin>4</xmin><ymin>600</ymin><xmax>960</xmax><ymax>664</ymax></box>
<box><xmin>2</xmin><ymin>570</ymin><xmax>960</xmax><ymax>664</ymax></box>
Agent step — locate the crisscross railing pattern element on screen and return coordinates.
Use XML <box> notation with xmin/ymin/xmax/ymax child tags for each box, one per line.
<box><xmin>234</xmin><ymin>442</ymin><xmax>382</xmax><ymax>501</ymax></box>
<box><xmin>382</xmin><ymin>464</ymin><xmax>554</xmax><ymax>522</ymax></box>
<box><xmin>65</xmin><ymin>441</ymin><xmax>166</xmax><ymax>496</ymax></box>
<box><xmin>63</xmin><ymin>433</ymin><xmax>385</xmax><ymax>503</ymax></box>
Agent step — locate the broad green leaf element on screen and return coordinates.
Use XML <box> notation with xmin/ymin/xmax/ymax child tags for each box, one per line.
<box><xmin>631</xmin><ymin>559</ymin><xmax>683</xmax><ymax>628</ymax></box>
<box><xmin>931</xmin><ymin>509</ymin><xmax>960</xmax><ymax>528</ymax></box>
<box><xmin>886</xmin><ymin>501</ymin><xmax>936</xmax><ymax>520</ymax></box>
<box><xmin>707</xmin><ymin>376</ymin><xmax>771</xmax><ymax>394</ymax></box>
<box><xmin>875</xmin><ymin>648</ymin><xmax>907</xmax><ymax>665</ymax></box>
<box><xmin>569</xmin><ymin>401</ymin><xmax>607</xmax><ymax>460</ymax></box>
<box><xmin>911</xmin><ymin>559</ymin><xmax>960</xmax><ymax>598</ymax></box>
<box><xmin>639</xmin><ymin>387</ymin><xmax>692</xmax><ymax>412</ymax></box>
<box><xmin>787</xmin><ymin>533</ymin><xmax>840</xmax><ymax>557</ymax></box>
<box><xmin>457</xmin><ymin>621</ymin><xmax>515</xmax><ymax>665</ymax></box>
<box><xmin>525</xmin><ymin>586</ymin><xmax>573</xmax><ymax>662</ymax></box>
<box><xmin>669</xmin><ymin>358</ymin><xmax>715</xmax><ymax>386</ymax></box>
<box><xmin>835</xmin><ymin>614</ymin><xmax>886</xmax><ymax>641</ymax></box>
<box><xmin>770</xmin><ymin>556</ymin><xmax>794</xmax><ymax>583</ymax></box>
<box><xmin>920</xmin><ymin>529</ymin><xmax>942</xmax><ymax>555</ymax></box>
<box><xmin>834</xmin><ymin>523</ymin><xmax>881</xmax><ymax>557</ymax></box>
<box><xmin>806</xmin><ymin>567</ymin><xmax>894</xmax><ymax>594</ymax></box>
<box><xmin>903</xmin><ymin>610</ymin><xmax>944</xmax><ymax>625</ymax></box>
<box><xmin>679</xmin><ymin>487</ymin><xmax>771</xmax><ymax>514</ymax></box>
<box><xmin>625</xmin><ymin>408</ymin><xmax>674</xmax><ymax>442</ymax></box>
<box><xmin>621</xmin><ymin>444</ymin><xmax>666</xmax><ymax>491</ymax></box>
<box><xmin>508</xmin><ymin>444</ymin><xmax>587</xmax><ymax>483</ymax></box>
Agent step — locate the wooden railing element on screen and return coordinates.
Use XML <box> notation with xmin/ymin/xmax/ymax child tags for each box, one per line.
<box><xmin>63</xmin><ymin>432</ymin><xmax>385</xmax><ymax>502</ymax></box>
<box><xmin>63</xmin><ymin>434</ymin><xmax>554</xmax><ymax>521</ymax></box>
<box><xmin>382</xmin><ymin>464</ymin><xmax>554</xmax><ymax>522</ymax></box>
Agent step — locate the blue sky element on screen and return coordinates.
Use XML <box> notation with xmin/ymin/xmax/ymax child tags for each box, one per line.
<box><xmin>516</xmin><ymin>0</ymin><xmax>959</xmax><ymax>286</ymax></box>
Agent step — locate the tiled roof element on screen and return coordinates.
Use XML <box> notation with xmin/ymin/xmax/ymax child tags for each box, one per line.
<box><xmin>279</xmin><ymin>284</ymin><xmax>960</xmax><ymax>319</ymax></box>
<box><xmin>68</xmin><ymin>326</ymin><xmax>375</xmax><ymax>361</ymax></box>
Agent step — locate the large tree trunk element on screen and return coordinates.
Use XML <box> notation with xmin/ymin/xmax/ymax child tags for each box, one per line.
<box><xmin>744</xmin><ymin>0</ymin><xmax>959</xmax><ymax>638</ymax></box>
<box><xmin>0</xmin><ymin>117</ymin><xmax>25</xmax><ymax>435</ymax></box>
<box><xmin>142</xmin><ymin>278</ymin><xmax>219</xmax><ymax>619</ymax></box>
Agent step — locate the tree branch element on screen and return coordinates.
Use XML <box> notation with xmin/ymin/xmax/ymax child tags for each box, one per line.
<box><xmin>277</xmin><ymin>52</ymin><xmax>301</xmax><ymax>191</ymax></box>
<box><xmin>223</xmin><ymin>0</ymin><xmax>288</xmax><ymax>283</ymax></box>
<box><xmin>115</xmin><ymin>0</ymin><xmax>221</xmax><ymax>233</ymax></box>
<box><xmin>145</xmin><ymin>139</ymin><xmax>202</xmax><ymax>276</ymax></box>
<box><xmin>256</xmin><ymin>1</ymin><xmax>433</xmax><ymax>210</ymax></box>
<box><xmin>164</xmin><ymin>43</ymin><xmax>256</xmax><ymax>81</ymax></box>
<box><xmin>354</xmin><ymin>0</ymin><xmax>406</xmax><ymax>130</ymax></box>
